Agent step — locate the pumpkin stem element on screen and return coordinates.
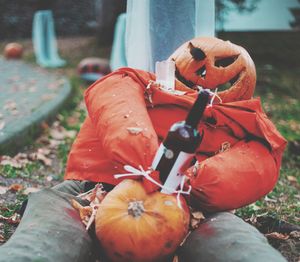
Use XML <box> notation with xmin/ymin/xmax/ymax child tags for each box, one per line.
<box><xmin>128</xmin><ymin>200</ymin><xmax>145</xmax><ymax>218</ymax></box>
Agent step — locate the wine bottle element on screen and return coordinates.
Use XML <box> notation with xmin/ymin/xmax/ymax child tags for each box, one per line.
<box><xmin>151</xmin><ymin>90</ymin><xmax>210</xmax><ymax>194</ymax></box>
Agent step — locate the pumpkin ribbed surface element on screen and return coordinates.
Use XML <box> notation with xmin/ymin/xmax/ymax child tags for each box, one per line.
<box><xmin>95</xmin><ymin>179</ymin><xmax>190</xmax><ymax>262</ymax></box>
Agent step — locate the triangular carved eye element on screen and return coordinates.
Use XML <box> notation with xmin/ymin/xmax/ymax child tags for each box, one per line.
<box><xmin>188</xmin><ymin>42</ymin><xmax>206</xmax><ymax>61</ymax></box>
<box><xmin>215</xmin><ymin>55</ymin><xmax>239</xmax><ymax>67</ymax></box>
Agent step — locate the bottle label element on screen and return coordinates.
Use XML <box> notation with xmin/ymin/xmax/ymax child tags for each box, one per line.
<box><xmin>151</xmin><ymin>144</ymin><xmax>175</xmax><ymax>169</ymax></box>
<box><xmin>152</xmin><ymin>144</ymin><xmax>194</xmax><ymax>194</ymax></box>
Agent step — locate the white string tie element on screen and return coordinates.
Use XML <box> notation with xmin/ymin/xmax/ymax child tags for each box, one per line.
<box><xmin>114</xmin><ymin>165</ymin><xmax>191</xmax><ymax>209</ymax></box>
<box><xmin>197</xmin><ymin>86</ymin><xmax>222</xmax><ymax>106</ymax></box>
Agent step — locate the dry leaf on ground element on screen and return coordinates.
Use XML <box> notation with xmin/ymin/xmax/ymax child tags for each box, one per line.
<box><xmin>29</xmin><ymin>148</ymin><xmax>52</xmax><ymax>166</ymax></box>
<box><xmin>190</xmin><ymin>210</ymin><xmax>205</xmax><ymax>229</ymax></box>
<box><xmin>0</xmin><ymin>234</ymin><xmax>5</xmax><ymax>243</ymax></box>
<box><xmin>0</xmin><ymin>153</ymin><xmax>31</xmax><ymax>168</ymax></box>
<box><xmin>289</xmin><ymin>231</ymin><xmax>300</xmax><ymax>239</ymax></box>
<box><xmin>287</xmin><ymin>175</ymin><xmax>298</xmax><ymax>183</ymax></box>
<box><xmin>71</xmin><ymin>199</ymin><xmax>93</xmax><ymax>226</ymax></box>
<box><xmin>9</xmin><ymin>184</ymin><xmax>24</xmax><ymax>192</ymax></box>
<box><xmin>265</xmin><ymin>232</ymin><xmax>290</xmax><ymax>240</ymax></box>
<box><xmin>23</xmin><ymin>187</ymin><xmax>41</xmax><ymax>195</ymax></box>
<box><xmin>0</xmin><ymin>213</ymin><xmax>21</xmax><ymax>225</ymax></box>
<box><xmin>4</xmin><ymin>101</ymin><xmax>17</xmax><ymax>111</ymax></box>
<box><xmin>0</xmin><ymin>186</ymin><xmax>8</xmax><ymax>195</ymax></box>
<box><xmin>72</xmin><ymin>184</ymin><xmax>107</xmax><ymax>230</ymax></box>
<box><xmin>0</xmin><ymin>121</ymin><xmax>5</xmax><ymax>130</ymax></box>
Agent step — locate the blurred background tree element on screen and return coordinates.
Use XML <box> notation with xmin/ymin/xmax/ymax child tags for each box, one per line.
<box><xmin>216</xmin><ymin>0</ymin><xmax>261</xmax><ymax>31</ymax></box>
<box><xmin>290</xmin><ymin>0</ymin><xmax>300</xmax><ymax>29</ymax></box>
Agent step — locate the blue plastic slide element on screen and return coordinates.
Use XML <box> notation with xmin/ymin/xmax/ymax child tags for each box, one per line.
<box><xmin>32</xmin><ymin>10</ymin><xmax>66</xmax><ymax>68</ymax></box>
<box><xmin>110</xmin><ymin>13</ymin><xmax>127</xmax><ymax>71</ymax></box>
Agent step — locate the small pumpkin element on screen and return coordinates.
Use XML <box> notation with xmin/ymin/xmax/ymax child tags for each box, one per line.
<box><xmin>95</xmin><ymin>179</ymin><xmax>190</xmax><ymax>262</ymax></box>
<box><xmin>170</xmin><ymin>37</ymin><xmax>256</xmax><ymax>103</ymax></box>
<box><xmin>4</xmin><ymin>43</ymin><xmax>23</xmax><ymax>59</ymax></box>
<box><xmin>77</xmin><ymin>57</ymin><xmax>111</xmax><ymax>82</ymax></box>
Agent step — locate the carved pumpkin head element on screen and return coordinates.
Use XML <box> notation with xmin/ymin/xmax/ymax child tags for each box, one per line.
<box><xmin>170</xmin><ymin>37</ymin><xmax>256</xmax><ymax>103</ymax></box>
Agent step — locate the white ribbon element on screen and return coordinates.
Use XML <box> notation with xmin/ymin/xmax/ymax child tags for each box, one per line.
<box><xmin>196</xmin><ymin>86</ymin><xmax>222</xmax><ymax>106</ymax></box>
<box><xmin>114</xmin><ymin>165</ymin><xmax>191</xmax><ymax>209</ymax></box>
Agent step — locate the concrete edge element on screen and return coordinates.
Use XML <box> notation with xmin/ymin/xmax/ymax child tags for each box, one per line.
<box><xmin>0</xmin><ymin>78</ymin><xmax>72</xmax><ymax>156</ymax></box>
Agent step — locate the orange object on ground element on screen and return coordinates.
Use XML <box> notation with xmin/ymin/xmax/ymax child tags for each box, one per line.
<box><xmin>4</xmin><ymin>43</ymin><xmax>23</xmax><ymax>59</ymax></box>
<box><xmin>65</xmin><ymin>67</ymin><xmax>286</xmax><ymax>212</ymax></box>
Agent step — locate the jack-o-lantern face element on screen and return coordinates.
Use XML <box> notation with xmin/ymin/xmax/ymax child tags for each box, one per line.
<box><xmin>169</xmin><ymin>37</ymin><xmax>256</xmax><ymax>103</ymax></box>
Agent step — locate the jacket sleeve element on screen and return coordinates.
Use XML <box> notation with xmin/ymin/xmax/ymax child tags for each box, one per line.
<box><xmin>186</xmin><ymin>139</ymin><xmax>279</xmax><ymax>212</ymax></box>
<box><xmin>84</xmin><ymin>71</ymin><xmax>159</xmax><ymax>174</ymax></box>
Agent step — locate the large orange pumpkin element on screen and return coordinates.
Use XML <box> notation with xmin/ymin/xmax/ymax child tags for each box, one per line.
<box><xmin>170</xmin><ymin>37</ymin><xmax>256</xmax><ymax>103</ymax></box>
<box><xmin>95</xmin><ymin>179</ymin><xmax>190</xmax><ymax>262</ymax></box>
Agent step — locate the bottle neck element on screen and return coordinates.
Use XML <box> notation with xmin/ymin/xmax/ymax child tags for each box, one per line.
<box><xmin>185</xmin><ymin>90</ymin><xmax>210</xmax><ymax>128</ymax></box>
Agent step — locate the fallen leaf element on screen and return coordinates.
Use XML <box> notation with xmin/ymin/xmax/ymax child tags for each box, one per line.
<box><xmin>289</xmin><ymin>231</ymin><xmax>300</xmax><ymax>239</ymax></box>
<box><xmin>67</xmin><ymin>116</ymin><xmax>79</xmax><ymax>126</ymax></box>
<box><xmin>0</xmin><ymin>186</ymin><xmax>8</xmax><ymax>195</ymax></box>
<box><xmin>4</xmin><ymin>101</ymin><xmax>17</xmax><ymax>111</ymax></box>
<box><xmin>265</xmin><ymin>232</ymin><xmax>289</xmax><ymax>240</ymax></box>
<box><xmin>77</xmin><ymin>183</ymin><xmax>106</xmax><ymax>203</ymax></box>
<box><xmin>264</xmin><ymin>195</ymin><xmax>277</xmax><ymax>203</ymax></box>
<box><xmin>71</xmin><ymin>199</ymin><xmax>93</xmax><ymax>225</ymax></box>
<box><xmin>287</xmin><ymin>175</ymin><xmax>297</xmax><ymax>183</ymax></box>
<box><xmin>127</xmin><ymin>127</ymin><xmax>143</xmax><ymax>135</ymax></box>
<box><xmin>73</xmin><ymin>184</ymin><xmax>107</xmax><ymax>230</ymax></box>
<box><xmin>65</xmin><ymin>130</ymin><xmax>77</xmax><ymax>139</ymax></box>
<box><xmin>0</xmin><ymin>121</ymin><xmax>5</xmax><ymax>130</ymax></box>
<box><xmin>0</xmin><ymin>234</ymin><xmax>5</xmax><ymax>243</ymax></box>
<box><xmin>40</xmin><ymin>121</ymin><xmax>49</xmax><ymax>130</ymax></box>
<box><xmin>191</xmin><ymin>211</ymin><xmax>205</xmax><ymax>220</ymax></box>
<box><xmin>190</xmin><ymin>218</ymin><xmax>200</xmax><ymax>229</ymax></box>
<box><xmin>29</xmin><ymin>148</ymin><xmax>52</xmax><ymax>166</ymax></box>
<box><xmin>50</xmin><ymin>129</ymin><xmax>65</xmax><ymax>140</ymax></box>
<box><xmin>9</xmin><ymin>184</ymin><xmax>24</xmax><ymax>192</ymax></box>
<box><xmin>0</xmin><ymin>153</ymin><xmax>31</xmax><ymax>168</ymax></box>
<box><xmin>36</xmin><ymin>152</ymin><xmax>52</xmax><ymax>166</ymax></box>
<box><xmin>0</xmin><ymin>213</ymin><xmax>21</xmax><ymax>224</ymax></box>
<box><xmin>23</xmin><ymin>187</ymin><xmax>40</xmax><ymax>195</ymax></box>
<box><xmin>190</xmin><ymin>211</ymin><xmax>205</xmax><ymax>229</ymax></box>
<box><xmin>0</xmin><ymin>207</ymin><xmax>9</xmax><ymax>212</ymax></box>
<box><xmin>49</xmin><ymin>139</ymin><xmax>63</xmax><ymax>148</ymax></box>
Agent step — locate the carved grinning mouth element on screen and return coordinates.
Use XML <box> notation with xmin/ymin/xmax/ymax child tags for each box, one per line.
<box><xmin>175</xmin><ymin>66</ymin><xmax>242</xmax><ymax>91</ymax></box>
<box><xmin>175</xmin><ymin>68</ymin><xmax>196</xmax><ymax>89</ymax></box>
<box><xmin>175</xmin><ymin>64</ymin><xmax>207</xmax><ymax>89</ymax></box>
<box><xmin>216</xmin><ymin>71</ymin><xmax>242</xmax><ymax>91</ymax></box>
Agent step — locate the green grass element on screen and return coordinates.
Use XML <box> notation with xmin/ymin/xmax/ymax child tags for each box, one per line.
<box><xmin>0</xmin><ymin>162</ymin><xmax>42</xmax><ymax>179</ymax></box>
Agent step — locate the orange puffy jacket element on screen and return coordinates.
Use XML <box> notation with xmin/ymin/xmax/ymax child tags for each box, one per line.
<box><xmin>65</xmin><ymin>67</ymin><xmax>286</xmax><ymax>212</ymax></box>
